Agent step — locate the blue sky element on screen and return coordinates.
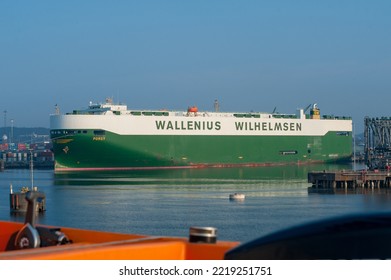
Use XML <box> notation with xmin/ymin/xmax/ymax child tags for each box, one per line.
<box><xmin>1</xmin><ymin>0</ymin><xmax>390</xmax><ymax>132</ymax></box>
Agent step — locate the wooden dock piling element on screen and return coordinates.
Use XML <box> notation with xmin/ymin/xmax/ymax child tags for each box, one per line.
<box><xmin>308</xmin><ymin>170</ymin><xmax>391</xmax><ymax>193</ymax></box>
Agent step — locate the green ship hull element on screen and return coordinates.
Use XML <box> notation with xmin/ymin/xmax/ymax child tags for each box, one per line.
<box><xmin>52</xmin><ymin>130</ymin><xmax>352</xmax><ymax>171</ymax></box>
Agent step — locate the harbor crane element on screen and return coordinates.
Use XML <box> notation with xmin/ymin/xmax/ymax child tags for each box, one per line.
<box><xmin>364</xmin><ymin>117</ymin><xmax>391</xmax><ymax>170</ymax></box>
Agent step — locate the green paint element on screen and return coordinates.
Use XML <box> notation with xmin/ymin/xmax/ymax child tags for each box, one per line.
<box><xmin>51</xmin><ymin>130</ymin><xmax>352</xmax><ymax>170</ymax></box>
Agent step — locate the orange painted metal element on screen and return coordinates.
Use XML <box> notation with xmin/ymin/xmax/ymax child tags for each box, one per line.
<box><xmin>0</xmin><ymin>221</ymin><xmax>239</xmax><ymax>260</ymax></box>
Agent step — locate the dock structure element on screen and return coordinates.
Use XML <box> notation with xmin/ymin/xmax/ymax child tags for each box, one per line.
<box><xmin>308</xmin><ymin>170</ymin><xmax>391</xmax><ymax>191</ymax></box>
<box><xmin>9</xmin><ymin>187</ymin><xmax>46</xmax><ymax>213</ymax></box>
<box><xmin>364</xmin><ymin>117</ymin><xmax>391</xmax><ymax>170</ymax></box>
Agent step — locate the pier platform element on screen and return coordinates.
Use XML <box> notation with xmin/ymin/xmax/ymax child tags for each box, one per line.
<box><xmin>308</xmin><ymin>170</ymin><xmax>391</xmax><ymax>192</ymax></box>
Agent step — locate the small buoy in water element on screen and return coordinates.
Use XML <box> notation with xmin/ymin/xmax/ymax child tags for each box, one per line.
<box><xmin>229</xmin><ymin>193</ymin><xmax>245</xmax><ymax>201</ymax></box>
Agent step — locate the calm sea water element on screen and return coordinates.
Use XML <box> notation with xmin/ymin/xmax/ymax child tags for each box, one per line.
<box><xmin>1</xmin><ymin>163</ymin><xmax>391</xmax><ymax>243</ymax></box>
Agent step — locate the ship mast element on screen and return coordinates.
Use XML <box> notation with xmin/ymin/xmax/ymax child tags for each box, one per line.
<box><xmin>214</xmin><ymin>99</ymin><xmax>219</xmax><ymax>112</ymax></box>
<box><xmin>30</xmin><ymin>150</ymin><xmax>34</xmax><ymax>189</ymax></box>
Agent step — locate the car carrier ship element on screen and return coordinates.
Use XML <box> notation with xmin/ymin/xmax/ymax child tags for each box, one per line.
<box><xmin>50</xmin><ymin>99</ymin><xmax>352</xmax><ymax>171</ymax></box>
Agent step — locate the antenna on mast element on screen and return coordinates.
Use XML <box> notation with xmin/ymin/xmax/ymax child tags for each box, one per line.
<box><xmin>214</xmin><ymin>99</ymin><xmax>220</xmax><ymax>112</ymax></box>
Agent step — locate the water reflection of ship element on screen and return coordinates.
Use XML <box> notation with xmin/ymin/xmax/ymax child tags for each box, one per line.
<box><xmin>53</xmin><ymin>163</ymin><xmax>355</xmax><ymax>186</ymax></box>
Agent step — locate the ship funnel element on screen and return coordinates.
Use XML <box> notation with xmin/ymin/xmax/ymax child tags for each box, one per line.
<box><xmin>310</xmin><ymin>104</ymin><xmax>320</xmax><ymax>119</ymax></box>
